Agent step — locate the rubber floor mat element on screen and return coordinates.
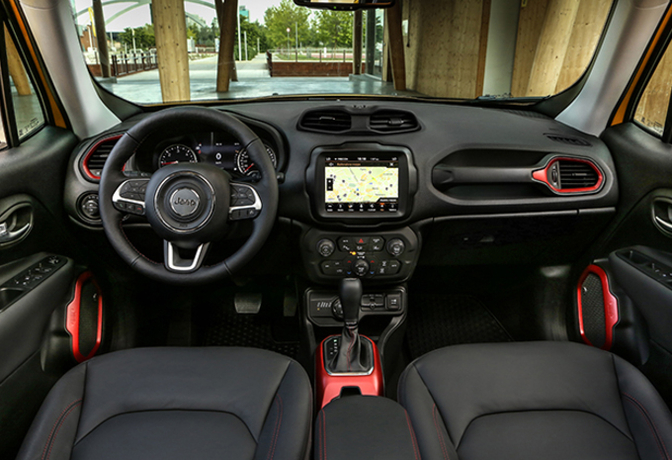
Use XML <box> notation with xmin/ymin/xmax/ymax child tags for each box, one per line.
<box><xmin>202</xmin><ymin>299</ymin><xmax>299</xmax><ymax>359</ymax></box>
<box><xmin>406</xmin><ymin>294</ymin><xmax>512</xmax><ymax>359</ymax></box>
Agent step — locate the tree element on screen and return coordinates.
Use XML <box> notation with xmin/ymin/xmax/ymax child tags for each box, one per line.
<box><xmin>312</xmin><ymin>10</ymin><xmax>353</xmax><ymax>49</ymax></box>
<box><xmin>264</xmin><ymin>0</ymin><xmax>311</xmax><ymax>50</ymax></box>
<box><xmin>119</xmin><ymin>25</ymin><xmax>155</xmax><ymax>51</ymax></box>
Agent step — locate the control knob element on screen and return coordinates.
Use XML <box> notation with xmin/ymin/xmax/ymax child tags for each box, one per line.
<box><xmin>354</xmin><ymin>260</ymin><xmax>369</xmax><ymax>277</ymax></box>
<box><xmin>317</xmin><ymin>239</ymin><xmax>336</xmax><ymax>257</ymax></box>
<box><xmin>387</xmin><ymin>238</ymin><xmax>406</xmax><ymax>257</ymax></box>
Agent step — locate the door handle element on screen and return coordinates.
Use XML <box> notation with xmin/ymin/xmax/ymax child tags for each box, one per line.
<box><xmin>0</xmin><ymin>202</ymin><xmax>33</xmax><ymax>246</ymax></box>
<box><xmin>652</xmin><ymin>197</ymin><xmax>672</xmax><ymax>237</ymax></box>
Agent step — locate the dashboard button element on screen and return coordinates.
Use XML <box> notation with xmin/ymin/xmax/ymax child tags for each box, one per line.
<box><xmin>386</xmin><ymin>294</ymin><xmax>402</xmax><ymax>311</ymax></box>
<box><xmin>388</xmin><ymin>260</ymin><xmax>401</xmax><ymax>274</ymax></box>
<box><xmin>387</xmin><ymin>238</ymin><xmax>406</xmax><ymax>257</ymax></box>
<box><xmin>338</xmin><ymin>237</ymin><xmax>353</xmax><ymax>252</ymax></box>
<box><xmin>371</xmin><ymin>237</ymin><xmax>385</xmax><ymax>251</ymax></box>
<box><xmin>317</xmin><ymin>239</ymin><xmax>336</xmax><ymax>257</ymax></box>
<box><xmin>354</xmin><ymin>260</ymin><xmax>369</xmax><ymax>277</ymax></box>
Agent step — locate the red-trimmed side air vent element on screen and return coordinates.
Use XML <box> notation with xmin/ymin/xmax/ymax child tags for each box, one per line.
<box><xmin>81</xmin><ymin>135</ymin><xmax>122</xmax><ymax>180</ymax></box>
<box><xmin>532</xmin><ymin>157</ymin><xmax>603</xmax><ymax>194</ymax></box>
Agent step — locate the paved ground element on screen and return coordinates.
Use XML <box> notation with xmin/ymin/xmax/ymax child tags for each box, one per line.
<box><xmin>98</xmin><ymin>54</ymin><xmax>415</xmax><ymax>103</ymax></box>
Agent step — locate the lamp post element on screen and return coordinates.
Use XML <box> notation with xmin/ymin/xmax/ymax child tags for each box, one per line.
<box><xmin>287</xmin><ymin>27</ymin><xmax>290</xmax><ymax>54</ymax></box>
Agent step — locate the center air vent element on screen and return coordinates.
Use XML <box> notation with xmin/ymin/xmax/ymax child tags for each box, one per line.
<box><xmin>82</xmin><ymin>135</ymin><xmax>121</xmax><ymax>180</ymax></box>
<box><xmin>299</xmin><ymin>110</ymin><xmax>352</xmax><ymax>133</ymax></box>
<box><xmin>369</xmin><ymin>110</ymin><xmax>419</xmax><ymax>133</ymax></box>
<box><xmin>557</xmin><ymin>159</ymin><xmax>600</xmax><ymax>189</ymax></box>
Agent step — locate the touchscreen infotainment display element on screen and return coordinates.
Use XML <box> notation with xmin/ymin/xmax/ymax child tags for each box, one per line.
<box><xmin>324</xmin><ymin>156</ymin><xmax>399</xmax><ymax>213</ymax></box>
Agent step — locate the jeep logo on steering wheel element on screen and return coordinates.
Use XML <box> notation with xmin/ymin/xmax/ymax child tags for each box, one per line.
<box><xmin>169</xmin><ymin>188</ymin><xmax>201</xmax><ymax>217</ymax></box>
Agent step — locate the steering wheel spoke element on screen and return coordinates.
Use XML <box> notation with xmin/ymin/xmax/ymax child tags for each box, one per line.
<box><xmin>164</xmin><ymin>240</ymin><xmax>210</xmax><ymax>273</ymax></box>
<box><xmin>112</xmin><ymin>178</ymin><xmax>151</xmax><ymax>216</ymax></box>
<box><xmin>229</xmin><ymin>182</ymin><xmax>262</xmax><ymax>221</ymax></box>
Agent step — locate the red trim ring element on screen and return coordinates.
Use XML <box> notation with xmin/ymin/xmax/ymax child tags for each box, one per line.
<box><xmin>316</xmin><ymin>335</ymin><xmax>384</xmax><ymax>409</ymax></box>
<box><xmin>532</xmin><ymin>157</ymin><xmax>604</xmax><ymax>194</ymax></box>
<box><xmin>65</xmin><ymin>272</ymin><xmax>103</xmax><ymax>363</ymax></box>
<box><xmin>577</xmin><ymin>265</ymin><xmax>619</xmax><ymax>350</ymax></box>
<box><xmin>81</xmin><ymin>135</ymin><xmax>123</xmax><ymax>180</ymax></box>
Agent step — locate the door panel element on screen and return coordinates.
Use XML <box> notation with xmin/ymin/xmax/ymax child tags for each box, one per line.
<box><xmin>0</xmin><ymin>127</ymin><xmax>79</xmax><ymax>459</ymax></box>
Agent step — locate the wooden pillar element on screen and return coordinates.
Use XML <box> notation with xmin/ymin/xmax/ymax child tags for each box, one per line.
<box><xmin>153</xmin><ymin>0</ymin><xmax>190</xmax><ymax>102</ymax></box>
<box><xmin>216</xmin><ymin>0</ymin><xmax>238</xmax><ymax>91</ymax></box>
<box><xmin>475</xmin><ymin>0</ymin><xmax>492</xmax><ymax>97</ymax></box>
<box><xmin>93</xmin><ymin>0</ymin><xmax>111</xmax><ymax>78</ymax></box>
<box><xmin>4</xmin><ymin>27</ymin><xmax>31</xmax><ymax>96</ymax></box>
<box><xmin>386</xmin><ymin>2</ymin><xmax>406</xmax><ymax>91</ymax></box>
<box><xmin>526</xmin><ymin>0</ymin><xmax>580</xmax><ymax>96</ymax></box>
<box><xmin>353</xmin><ymin>10</ymin><xmax>363</xmax><ymax>75</ymax></box>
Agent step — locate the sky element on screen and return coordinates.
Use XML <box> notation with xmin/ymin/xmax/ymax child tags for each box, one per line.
<box><xmin>73</xmin><ymin>0</ymin><xmax>287</xmax><ymax>32</ymax></box>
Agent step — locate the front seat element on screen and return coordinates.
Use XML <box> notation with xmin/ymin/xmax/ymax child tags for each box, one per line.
<box><xmin>399</xmin><ymin>341</ymin><xmax>672</xmax><ymax>460</ymax></box>
<box><xmin>16</xmin><ymin>347</ymin><xmax>312</xmax><ymax>460</ymax></box>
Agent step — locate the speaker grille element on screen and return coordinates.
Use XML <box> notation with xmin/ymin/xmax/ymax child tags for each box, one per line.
<box><xmin>581</xmin><ymin>273</ymin><xmax>606</xmax><ymax>348</ymax></box>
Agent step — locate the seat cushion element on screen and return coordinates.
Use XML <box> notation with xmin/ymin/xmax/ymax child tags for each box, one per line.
<box><xmin>16</xmin><ymin>347</ymin><xmax>312</xmax><ymax>460</ymax></box>
<box><xmin>398</xmin><ymin>341</ymin><xmax>672</xmax><ymax>460</ymax></box>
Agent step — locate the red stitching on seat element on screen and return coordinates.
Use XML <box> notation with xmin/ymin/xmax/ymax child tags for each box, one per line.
<box><xmin>41</xmin><ymin>399</ymin><xmax>82</xmax><ymax>460</ymax></box>
<box><xmin>266</xmin><ymin>394</ymin><xmax>283</xmax><ymax>460</ymax></box>
<box><xmin>44</xmin><ymin>400</ymin><xmax>82</xmax><ymax>460</ymax></box>
<box><xmin>433</xmin><ymin>404</ymin><xmax>450</xmax><ymax>460</ymax></box>
<box><xmin>404</xmin><ymin>409</ymin><xmax>421</xmax><ymax>460</ymax></box>
<box><xmin>623</xmin><ymin>393</ymin><xmax>671</xmax><ymax>460</ymax></box>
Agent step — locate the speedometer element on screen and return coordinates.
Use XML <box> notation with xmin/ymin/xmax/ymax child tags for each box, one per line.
<box><xmin>235</xmin><ymin>144</ymin><xmax>277</xmax><ymax>176</ymax></box>
<box><xmin>158</xmin><ymin>144</ymin><xmax>198</xmax><ymax>168</ymax></box>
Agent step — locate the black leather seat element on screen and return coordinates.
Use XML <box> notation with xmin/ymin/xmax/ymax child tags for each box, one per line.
<box><xmin>16</xmin><ymin>347</ymin><xmax>312</xmax><ymax>460</ymax></box>
<box><xmin>399</xmin><ymin>341</ymin><xmax>672</xmax><ymax>460</ymax></box>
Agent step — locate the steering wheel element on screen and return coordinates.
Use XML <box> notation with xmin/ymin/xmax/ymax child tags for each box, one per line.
<box><xmin>98</xmin><ymin>107</ymin><xmax>279</xmax><ymax>285</ymax></box>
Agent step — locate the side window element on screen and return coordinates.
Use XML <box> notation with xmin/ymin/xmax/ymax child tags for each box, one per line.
<box><xmin>3</xmin><ymin>24</ymin><xmax>45</xmax><ymax>141</ymax></box>
<box><xmin>634</xmin><ymin>41</ymin><xmax>672</xmax><ymax>136</ymax></box>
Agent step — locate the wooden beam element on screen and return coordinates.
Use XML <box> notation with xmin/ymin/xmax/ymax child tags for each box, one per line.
<box><xmin>353</xmin><ymin>10</ymin><xmax>363</xmax><ymax>75</ymax></box>
<box><xmin>92</xmin><ymin>0</ymin><xmax>111</xmax><ymax>78</ymax></box>
<box><xmin>153</xmin><ymin>0</ymin><xmax>190</xmax><ymax>102</ymax></box>
<box><xmin>216</xmin><ymin>0</ymin><xmax>238</xmax><ymax>91</ymax></box>
<box><xmin>526</xmin><ymin>0</ymin><xmax>580</xmax><ymax>96</ymax></box>
<box><xmin>386</xmin><ymin>2</ymin><xmax>406</xmax><ymax>91</ymax></box>
<box><xmin>510</xmin><ymin>0</ymin><xmax>549</xmax><ymax>97</ymax></box>
<box><xmin>475</xmin><ymin>0</ymin><xmax>492</xmax><ymax>97</ymax></box>
<box><xmin>4</xmin><ymin>27</ymin><xmax>31</xmax><ymax>96</ymax></box>
<box><xmin>554</xmin><ymin>0</ymin><xmax>611</xmax><ymax>93</ymax></box>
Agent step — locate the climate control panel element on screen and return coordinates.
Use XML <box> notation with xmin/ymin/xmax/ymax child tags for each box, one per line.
<box><xmin>301</xmin><ymin>227</ymin><xmax>419</xmax><ymax>283</ymax></box>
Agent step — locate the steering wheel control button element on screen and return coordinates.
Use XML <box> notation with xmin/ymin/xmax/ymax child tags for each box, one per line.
<box><xmin>387</xmin><ymin>238</ymin><xmax>406</xmax><ymax>257</ymax></box>
<box><xmin>317</xmin><ymin>239</ymin><xmax>336</xmax><ymax>257</ymax></box>
<box><xmin>169</xmin><ymin>188</ymin><xmax>201</xmax><ymax>218</ymax></box>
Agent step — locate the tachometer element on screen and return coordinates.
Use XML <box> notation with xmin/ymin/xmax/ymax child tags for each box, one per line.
<box><xmin>235</xmin><ymin>144</ymin><xmax>277</xmax><ymax>176</ymax></box>
<box><xmin>158</xmin><ymin>144</ymin><xmax>198</xmax><ymax>168</ymax></box>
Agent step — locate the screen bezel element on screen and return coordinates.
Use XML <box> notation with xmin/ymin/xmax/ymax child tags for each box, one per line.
<box><xmin>312</xmin><ymin>147</ymin><xmax>411</xmax><ymax>220</ymax></box>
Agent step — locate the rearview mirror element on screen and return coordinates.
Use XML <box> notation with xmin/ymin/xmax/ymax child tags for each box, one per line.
<box><xmin>293</xmin><ymin>0</ymin><xmax>394</xmax><ymax>11</ymax></box>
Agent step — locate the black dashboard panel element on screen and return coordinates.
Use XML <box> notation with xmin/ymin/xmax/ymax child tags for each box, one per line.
<box><xmin>63</xmin><ymin>101</ymin><xmax>618</xmax><ymax>280</ymax></box>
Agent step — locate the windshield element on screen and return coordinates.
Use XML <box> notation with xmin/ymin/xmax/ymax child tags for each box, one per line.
<box><xmin>72</xmin><ymin>0</ymin><xmax>613</xmax><ymax>104</ymax></box>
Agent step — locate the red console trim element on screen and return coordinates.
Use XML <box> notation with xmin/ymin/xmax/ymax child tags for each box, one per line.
<box><xmin>65</xmin><ymin>272</ymin><xmax>103</xmax><ymax>363</ymax></box>
<box><xmin>316</xmin><ymin>335</ymin><xmax>384</xmax><ymax>409</ymax></box>
<box><xmin>532</xmin><ymin>157</ymin><xmax>604</xmax><ymax>194</ymax></box>
<box><xmin>81</xmin><ymin>135</ymin><xmax>122</xmax><ymax>180</ymax></box>
<box><xmin>577</xmin><ymin>265</ymin><xmax>619</xmax><ymax>350</ymax></box>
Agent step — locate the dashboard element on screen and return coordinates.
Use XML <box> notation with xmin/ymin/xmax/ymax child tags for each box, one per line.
<box><xmin>64</xmin><ymin>101</ymin><xmax>620</xmax><ymax>283</ymax></box>
<box><xmin>131</xmin><ymin>131</ymin><xmax>279</xmax><ymax>178</ymax></box>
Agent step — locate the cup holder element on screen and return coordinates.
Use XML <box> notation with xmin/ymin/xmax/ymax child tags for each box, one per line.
<box><xmin>0</xmin><ymin>288</ymin><xmax>23</xmax><ymax>310</ymax></box>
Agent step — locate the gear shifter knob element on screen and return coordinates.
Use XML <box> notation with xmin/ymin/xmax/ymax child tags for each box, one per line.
<box><xmin>340</xmin><ymin>278</ymin><xmax>362</xmax><ymax>327</ymax></box>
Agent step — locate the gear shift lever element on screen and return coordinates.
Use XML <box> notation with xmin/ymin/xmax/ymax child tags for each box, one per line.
<box><xmin>340</xmin><ymin>278</ymin><xmax>362</xmax><ymax>328</ymax></box>
<box><xmin>327</xmin><ymin>278</ymin><xmax>373</xmax><ymax>374</ymax></box>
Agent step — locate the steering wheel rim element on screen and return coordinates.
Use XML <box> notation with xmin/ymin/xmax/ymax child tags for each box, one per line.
<box><xmin>99</xmin><ymin>106</ymin><xmax>279</xmax><ymax>285</ymax></box>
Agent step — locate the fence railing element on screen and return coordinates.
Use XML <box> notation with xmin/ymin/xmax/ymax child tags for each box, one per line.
<box><xmin>268</xmin><ymin>48</ymin><xmax>366</xmax><ymax>63</ymax></box>
<box><xmin>111</xmin><ymin>53</ymin><xmax>158</xmax><ymax>77</ymax></box>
